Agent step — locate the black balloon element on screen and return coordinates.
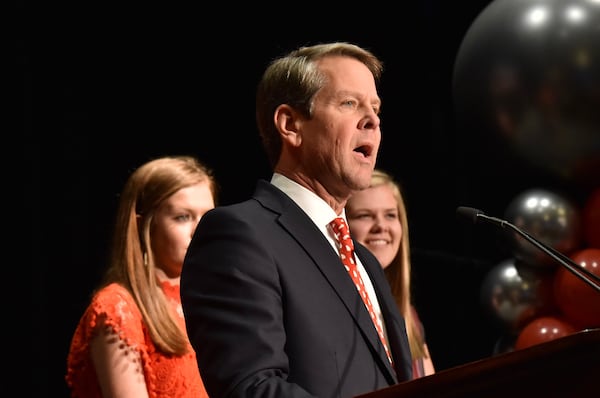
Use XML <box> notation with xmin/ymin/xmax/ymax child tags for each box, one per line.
<box><xmin>453</xmin><ymin>0</ymin><xmax>600</xmax><ymax>187</ymax></box>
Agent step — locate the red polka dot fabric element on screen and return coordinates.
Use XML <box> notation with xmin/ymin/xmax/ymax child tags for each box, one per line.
<box><xmin>330</xmin><ymin>217</ymin><xmax>393</xmax><ymax>365</ymax></box>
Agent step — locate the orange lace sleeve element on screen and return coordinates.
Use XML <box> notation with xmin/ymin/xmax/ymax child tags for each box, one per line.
<box><xmin>65</xmin><ymin>283</ymin><xmax>148</xmax><ymax>398</ymax></box>
<box><xmin>66</xmin><ymin>282</ymin><xmax>208</xmax><ymax>398</ymax></box>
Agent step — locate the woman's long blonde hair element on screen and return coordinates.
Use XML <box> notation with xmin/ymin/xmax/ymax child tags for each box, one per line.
<box><xmin>369</xmin><ymin>169</ymin><xmax>428</xmax><ymax>359</ymax></box>
<box><xmin>99</xmin><ymin>155</ymin><xmax>217</xmax><ymax>355</ymax></box>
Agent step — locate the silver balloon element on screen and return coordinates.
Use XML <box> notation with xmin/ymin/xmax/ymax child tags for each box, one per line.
<box><xmin>480</xmin><ymin>258</ymin><xmax>555</xmax><ymax>333</ymax></box>
<box><xmin>504</xmin><ymin>188</ymin><xmax>582</xmax><ymax>267</ymax></box>
<box><xmin>492</xmin><ymin>332</ymin><xmax>517</xmax><ymax>355</ymax></box>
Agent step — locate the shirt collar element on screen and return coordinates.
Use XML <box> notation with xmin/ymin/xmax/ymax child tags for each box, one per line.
<box><xmin>270</xmin><ymin>173</ymin><xmax>343</xmax><ymax>230</ymax></box>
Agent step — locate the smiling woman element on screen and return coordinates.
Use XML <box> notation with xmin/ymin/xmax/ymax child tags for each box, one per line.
<box><xmin>346</xmin><ymin>168</ymin><xmax>436</xmax><ymax>379</ymax></box>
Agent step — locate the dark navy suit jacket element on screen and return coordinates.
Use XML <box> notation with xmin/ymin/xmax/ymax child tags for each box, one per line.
<box><xmin>181</xmin><ymin>180</ymin><xmax>413</xmax><ymax>398</ymax></box>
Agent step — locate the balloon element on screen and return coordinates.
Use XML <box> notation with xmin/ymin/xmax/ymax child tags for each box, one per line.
<box><xmin>582</xmin><ymin>187</ymin><xmax>600</xmax><ymax>248</ymax></box>
<box><xmin>553</xmin><ymin>248</ymin><xmax>600</xmax><ymax>328</ymax></box>
<box><xmin>480</xmin><ymin>258</ymin><xmax>556</xmax><ymax>333</ymax></box>
<box><xmin>514</xmin><ymin>315</ymin><xmax>577</xmax><ymax>350</ymax></box>
<box><xmin>453</xmin><ymin>0</ymin><xmax>600</xmax><ymax>187</ymax></box>
<box><xmin>504</xmin><ymin>188</ymin><xmax>582</xmax><ymax>267</ymax></box>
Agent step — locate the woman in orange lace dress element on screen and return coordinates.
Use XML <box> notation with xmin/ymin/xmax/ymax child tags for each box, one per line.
<box><xmin>66</xmin><ymin>156</ymin><xmax>217</xmax><ymax>398</ymax></box>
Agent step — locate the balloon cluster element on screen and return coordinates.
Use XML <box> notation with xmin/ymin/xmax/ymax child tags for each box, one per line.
<box><xmin>480</xmin><ymin>187</ymin><xmax>600</xmax><ymax>353</ymax></box>
<box><xmin>452</xmin><ymin>0</ymin><xmax>600</xmax><ymax>354</ymax></box>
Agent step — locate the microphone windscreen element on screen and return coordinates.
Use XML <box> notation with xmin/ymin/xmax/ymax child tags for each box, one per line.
<box><xmin>456</xmin><ymin>206</ymin><xmax>484</xmax><ymax>224</ymax></box>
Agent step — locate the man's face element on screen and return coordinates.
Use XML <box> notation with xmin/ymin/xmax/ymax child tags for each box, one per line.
<box><xmin>299</xmin><ymin>56</ymin><xmax>381</xmax><ymax>197</ymax></box>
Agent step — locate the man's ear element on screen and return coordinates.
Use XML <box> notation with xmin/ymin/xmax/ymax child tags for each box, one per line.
<box><xmin>274</xmin><ymin>104</ymin><xmax>302</xmax><ymax>147</ymax></box>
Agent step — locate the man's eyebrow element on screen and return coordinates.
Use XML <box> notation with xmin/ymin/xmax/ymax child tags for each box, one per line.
<box><xmin>335</xmin><ymin>90</ymin><xmax>382</xmax><ymax>106</ymax></box>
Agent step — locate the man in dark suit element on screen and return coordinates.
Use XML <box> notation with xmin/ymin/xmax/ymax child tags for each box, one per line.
<box><xmin>181</xmin><ymin>42</ymin><xmax>413</xmax><ymax>398</ymax></box>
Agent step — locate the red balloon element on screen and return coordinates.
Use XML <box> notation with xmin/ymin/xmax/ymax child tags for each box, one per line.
<box><xmin>514</xmin><ymin>316</ymin><xmax>576</xmax><ymax>350</ymax></box>
<box><xmin>553</xmin><ymin>248</ymin><xmax>600</xmax><ymax>328</ymax></box>
<box><xmin>582</xmin><ymin>188</ymin><xmax>600</xmax><ymax>248</ymax></box>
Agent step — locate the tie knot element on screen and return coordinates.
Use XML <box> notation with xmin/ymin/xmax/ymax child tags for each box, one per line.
<box><xmin>330</xmin><ymin>217</ymin><xmax>353</xmax><ymax>247</ymax></box>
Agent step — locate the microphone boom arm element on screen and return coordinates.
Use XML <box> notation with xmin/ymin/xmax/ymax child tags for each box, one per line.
<box><xmin>458</xmin><ymin>207</ymin><xmax>600</xmax><ymax>293</ymax></box>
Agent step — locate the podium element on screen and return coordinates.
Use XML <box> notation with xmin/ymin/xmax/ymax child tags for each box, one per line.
<box><xmin>356</xmin><ymin>328</ymin><xmax>600</xmax><ymax>398</ymax></box>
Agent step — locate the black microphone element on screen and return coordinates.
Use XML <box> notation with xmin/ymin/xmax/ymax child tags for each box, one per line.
<box><xmin>456</xmin><ymin>206</ymin><xmax>600</xmax><ymax>293</ymax></box>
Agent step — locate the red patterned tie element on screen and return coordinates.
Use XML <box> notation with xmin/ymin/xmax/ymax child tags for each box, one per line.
<box><xmin>330</xmin><ymin>217</ymin><xmax>393</xmax><ymax>365</ymax></box>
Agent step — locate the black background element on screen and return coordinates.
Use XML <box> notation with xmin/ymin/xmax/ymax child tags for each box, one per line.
<box><xmin>22</xmin><ymin>1</ymin><xmax>597</xmax><ymax>396</ymax></box>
